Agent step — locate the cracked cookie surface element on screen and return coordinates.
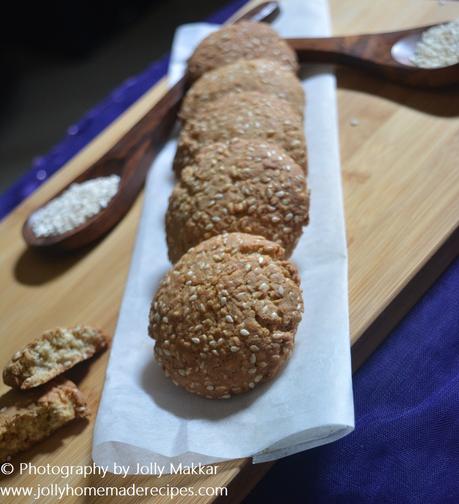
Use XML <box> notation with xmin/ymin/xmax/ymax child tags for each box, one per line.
<box><xmin>180</xmin><ymin>58</ymin><xmax>305</xmax><ymax>122</ymax></box>
<box><xmin>186</xmin><ymin>21</ymin><xmax>298</xmax><ymax>83</ymax></box>
<box><xmin>149</xmin><ymin>233</ymin><xmax>303</xmax><ymax>399</ymax></box>
<box><xmin>173</xmin><ymin>91</ymin><xmax>307</xmax><ymax>176</ymax></box>
<box><xmin>166</xmin><ymin>138</ymin><xmax>309</xmax><ymax>263</ymax></box>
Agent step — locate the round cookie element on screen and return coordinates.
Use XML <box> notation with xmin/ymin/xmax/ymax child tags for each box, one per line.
<box><xmin>149</xmin><ymin>233</ymin><xmax>303</xmax><ymax>399</ymax></box>
<box><xmin>186</xmin><ymin>21</ymin><xmax>298</xmax><ymax>83</ymax></box>
<box><xmin>173</xmin><ymin>91</ymin><xmax>307</xmax><ymax>176</ymax></box>
<box><xmin>166</xmin><ymin>139</ymin><xmax>309</xmax><ymax>263</ymax></box>
<box><xmin>180</xmin><ymin>59</ymin><xmax>305</xmax><ymax>122</ymax></box>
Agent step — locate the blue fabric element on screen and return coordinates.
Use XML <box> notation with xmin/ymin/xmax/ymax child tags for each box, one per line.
<box><xmin>247</xmin><ymin>256</ymin><xmax>459</xmax><ymax>504</ymax></box>
<box><xmin>0</xmin><ymin>0</ymin><xmax>248</xmax><ymax>219</ymax></box>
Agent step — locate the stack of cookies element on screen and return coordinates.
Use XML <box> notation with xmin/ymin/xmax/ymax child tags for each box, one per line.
<box><xmin>149</xmin><ymin>22</ymin><xmax>309</xmax><ymax>400</ymax></box>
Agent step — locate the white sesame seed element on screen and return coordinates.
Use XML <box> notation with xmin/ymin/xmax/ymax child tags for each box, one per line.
<box><xmin>259</xmin><ymin>282</ymin><xmax>269</xmax><ymax>292</ymax></box>
<box><xmin>29</xmin><ymin>175</ymin><xmax>120</xmax><ymax>237</ymax></box>
<box><xmin>249</xmin><ymin>382</ymin><xmax>255</xmax><ymax>389</ymax></box>
<box><xmin>250</xmin><ymin>353</ymin><xmax>256</xmax><ymax>364</ymax></box>
<box><xmin>230</xmin><ymin>346</ymin><xmax>240</xmax><ymax>352</ymax></box>
<box><xmin>254</xmin><ymin>375</ymin><xmax>263</xmax><ymax>383</ymax></box>
<box><xmin>206</xmin><ymin>385</ymin><xmax>215</xmax><ymax>391</ymax></box>
<box><xmin>191</xmin><ymin>337</ymin><xmax>200</xmax><ymax>344</ymax></box>
<box><xmin>250</xmin><ymin>345</ymin><xmax>260</xmax><ymax>352</ymax></box>
<box><xmin>240</xmin><ymin>328</ymin><xmax>250</xmax><ymax>336</ymax></box>
<box><xmin>225</xmin><ymin>315</ymin><xmax>234</xmax><ymax>323</ymax></box>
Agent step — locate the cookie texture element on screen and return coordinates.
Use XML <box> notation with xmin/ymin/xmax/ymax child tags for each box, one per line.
<box><xmin>186</xmin><ymin>21</ymin><xmax>298</xmax><ymax>83</ymax></box>
<box><xmin>3</xmin><ymin>326</ymin><xmax>108</xmax><ymax>389</ymax></box>
<box><xmin>0</xmin><ymin>379</ymin><xmax>88</xmax><ymax>461</ymax></box>
<box><xmin>180</xmin><ymin>59</ymin><xmax>305</xmax><ymax>122</ymax></box>
<box><xmin>166</xmin><ymin>139</ymin><xmax>309</xmax><ymax>263</ymax></box>
<box><xmin>149</xmin><ymin>233</ymin><xmax>303</xmax><ymax>399</ymax></box>
<box><xmin>173</xmin><ymin>91</ymin><xmax>307</xmax><ymax>175</ymax></box>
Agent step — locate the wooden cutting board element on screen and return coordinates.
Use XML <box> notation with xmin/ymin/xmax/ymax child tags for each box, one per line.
<box><xmin>1</xmin><ymin>0</ymin><xmax>458</xmax><ymax>502</ymax></box>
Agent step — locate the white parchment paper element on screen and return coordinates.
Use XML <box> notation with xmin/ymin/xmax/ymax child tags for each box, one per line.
<box><xmin>93</xmin><ymin>0</ymin><xmax>354</xmax><ymax>473</ymax></box>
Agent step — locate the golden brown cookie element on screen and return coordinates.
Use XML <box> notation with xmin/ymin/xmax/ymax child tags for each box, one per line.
<box><xmin>173</xmin><ymin>91</ymin><xmax>307</xmax><ymax>176</ymax></box>
<box><xmin>180</xmin><ymin>59</ymin><xmax>305</xmax><ymax>122</ymax></box>
<box><xmin>166</xmin><ymin>139</ymin><xmax>309</xmax><ymax>263</ymax></box>
<box><xmin>149</xmin><ymin>233</ymin><xmax>303</xmax><ymax>399</ymax></box>
<box><xmin>3</xmin><ymin>326</ymin><xmax>108</xmax><ymax>389</ymax></box>
<box><xmin>0</xmin><ymin>379</ymin><xmax>88</xmax><ymax>461</ymax></box>
<box><xmin>186</xmin><ymin>22</ymin><xmax>298</xmax><ymax>83</ymax></box>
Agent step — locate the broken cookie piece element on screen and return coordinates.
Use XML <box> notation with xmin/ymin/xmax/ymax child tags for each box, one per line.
<box><xmin>0</xmin><ymin>379</ymin><xmax>88</xmax><ymax>461</ymax></box>
<box><xmin>3</xmin><ymin>326</ymin><xmax>108</xmax><ymax>389</ymax></box>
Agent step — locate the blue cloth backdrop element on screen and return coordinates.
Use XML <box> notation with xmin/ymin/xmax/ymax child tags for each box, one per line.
<box><xmin>1</xmin><ymin>1</ymin><xmax>457</xmax><ymax>501</ymax></box>
<box><xmin>247</xmin><ymin>257</ymin><xmax>459</xmax><ymax>503</ymax></box>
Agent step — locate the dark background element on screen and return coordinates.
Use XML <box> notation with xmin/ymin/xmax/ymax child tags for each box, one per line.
<box><xmin>0</xmin><ymin>0</ymin><xmax>223</xmax><ymax>192</ymax></box>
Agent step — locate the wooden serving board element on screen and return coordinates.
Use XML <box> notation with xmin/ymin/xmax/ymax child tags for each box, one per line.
<box><xmin>1</xmin><ymin>0</ymin><xmax>458</xmax><ymax>502</ymax></box>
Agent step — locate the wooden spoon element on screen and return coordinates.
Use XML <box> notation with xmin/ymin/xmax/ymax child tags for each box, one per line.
<box><xmin>288</xmin><ymin>24</ymin><xmax>459</xmax><ymax>87</ymax></box>
<box><xmin>22</xmin><ymin>1</ymin><xmax>280</xmax><ymax>251</ymax></box>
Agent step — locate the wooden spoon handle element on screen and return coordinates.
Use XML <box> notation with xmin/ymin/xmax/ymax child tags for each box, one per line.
<box><xmin>287</xmin><ymin>33</ymin><xmax>403</xmax><ymax>68</ymax></box>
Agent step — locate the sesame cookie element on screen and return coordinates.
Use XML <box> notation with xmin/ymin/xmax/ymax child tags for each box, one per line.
<box><xmin>166</xmin><ymin>139</ymin><xmax>309</xmax><ymax>263</ymax></box>
<box><xmin>180</xmin><ymin>59</ymin><xmax>305</xmax><ymax>122</ymax></box>
<box><xmin>149</xmin><ymin>233</ymin><xmax>303</xmax><ymax>399</ymax></box>
<box><xmin>173</xmin><ymin>91</ymin><xmax>307</xmax><ymax>176</ymax></box>
<box><xmin>3</xmin><ymin>326</ymin><xmax>108</xmax><ymax>389</ymax></box>
<box><xmin>186</xmin><ymin>22</ymin><xmax>298</xmax><ymax>83</ymax></box>
<box><xmin>0</xmin><ymin>379</ymin><xmax>88</xmax><ymax>461</ymax></box>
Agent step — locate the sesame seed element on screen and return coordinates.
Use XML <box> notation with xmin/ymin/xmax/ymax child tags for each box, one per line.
<box><xmin>211</xmin><ymin>216</ymin><xmax>221</xmax><ymax>222</ymax></box>
<box><xmin>230</xmin><ymin>346</ymin><xmax>240</xmax><ymax>352</ymax></box>
<box><xmin>254</xmin><ymin>375</ymin><xmax>263</xmax><ymax>383</ymax></box>
<box><xmin>240</xmin><ymin>328</ymin><xmax>250</xmax><ymax>336</ymax></box>
<box><xmin>206</xmin><ymin>385</ymin><xmax>215</xmax><ymax>391</ymax></box>
<box><xmin>250</xmin><ymin>345</ymin><xmax>260</xmax><ymax>352</ymax></box>
<box><xmin>248</xmin><ymin>368</ymin><xmax>257</xmax><ymax>374</ymax></box>
<box><xmin>222</xmin><ymin>394</ymin><xmax>231</xmax><ymax>399</ymax></box>
<box><xmin>271</xmin><ymin>216</ymin><xmax>281</xmax><ymax>223</ymax></box>
<box><xmin>250</xmin><ymin>353</ymin><xmax>256</xmax><ymax>364</ymax></box>
<box><xmin>178</xmin><ymin>369</ymin><xmax>186</xmax><ymax>376</ymax></box>
<box><xmin>259</xmin><ymin>362</ymin><xmax>268</xmax><ymax>368</ymax></box>
<box><xmin>191</xmin><ymin>337</ymin><xmax>200</xmax><ymax>344</ymax></box>
<box><xmin>249</xmin><ymin>382</ymin><xmax>255</xmax><ymax>389</ymax></box>
<box><xmin>259</xmin><ymin>282</ymin><xmax>269</xmax><ymax>292</ymax></box>
<box><xmin>258</xmin><ymin>256</ymin><xmax>264</xmax><ymax>264</ymax></box>
<box><xmin>189</xmin><ymin>294</ymin><xmax>197</xmax><ymax>301</ymax></box>
<box><xmin>225</xmin><ymin>315</ymin><xmax>234</xmax><ymax>323</ymax></box>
